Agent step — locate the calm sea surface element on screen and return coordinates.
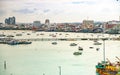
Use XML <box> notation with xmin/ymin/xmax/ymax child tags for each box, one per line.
<box><xmin>0</xmin><ymin>30</ymin><xmax>120</xmax><ymax>75</ymax></box>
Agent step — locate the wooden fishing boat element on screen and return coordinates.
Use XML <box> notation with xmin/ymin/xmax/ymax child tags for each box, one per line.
<box><xmin>96</xmin><ymin>57</ymin><xmax>120</xmax><ymax>75</ymax></box>
<box><xmin>95</xmin><ymin>40</ymin><xmax>120</xmax><ymax>75</ymax></box>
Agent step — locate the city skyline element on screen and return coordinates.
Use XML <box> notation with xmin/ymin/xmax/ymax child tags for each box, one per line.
<box><xmin>0</xmin><ymin>0</ymin><xmax>120</xmax><ymax>23</ymax></box>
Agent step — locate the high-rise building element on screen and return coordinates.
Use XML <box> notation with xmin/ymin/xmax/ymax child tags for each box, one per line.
<box><xmin>33</xmin><ymin>21</ymin><xmax>41</xmax><ymax>28</ymax></box>
<box><xmin>5</xmin><ymin>16</ymin><xmax>16</xmax><ymax>25</ymax></box>
<box><xmin>82</xmin><ymin>20</ymin><xmax>94</xmax><ymax>30</ymax></box>
<box><xmin>45</xmin><ymin>19</ymin><xmax>50</xmax><ymax>25</ymax></box>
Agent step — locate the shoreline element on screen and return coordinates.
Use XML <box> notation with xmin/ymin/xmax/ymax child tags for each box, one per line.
<box><xmin>0</xmin><ymin>30</ymin><xmax>120</xmax><ymax>41</ymax></box>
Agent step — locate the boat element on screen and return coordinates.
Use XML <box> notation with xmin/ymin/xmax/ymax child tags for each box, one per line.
<box><xmin>89</xmin><ymin>47</ymin><xmax>94</xmax><ymax>49</ymax></box>
<box><xmin>16</xmin><ymin>34</ymin><xmax>22</xmax><ymax>36</ymax></box>
<box><xmin>73</xmin><ymin>51</ymin><xmax>82</xmax><ymax>55</ymax></box>
<box><xmin>94</xmin><ymin>42</ymin><xmax>102</xmax><ymax>45</ymax></box>
<box><xmin>96</xmin><ymin>57</ymin><xmax>120</xmax><ymax>75</ymax></box>
<box><xmin>96</xmin><ymin>48</ymin><xmax>100</xmax><ymax>51</ymax></box>
<box><xmin>27</xmin><ymin>33</ymin><xmax>30</xmax><ymax>35</ymax></box>
<box><xmin>52</xmin><ymin>42</ymin><xmax>57</xmax><ymax>45</ymax></box>
<box><xmin>70</xmin><ymin>43</ymin><xmax>77</xmax><ymax>46</ymax></box>
<box><xmin>78</xmin><ymin>46</ymin><xmax>83</xmax><ymax>51</ymax></box>
<box><xmin>7</xmin><ymin>35</ymin><xmax>14</xmax><ymax>37</ymax></box>
<box><xmin>96</xmin><ymin>40</ymin><xmax>120</xmax><ymax>75</ymax></box>
<box><xmin>7</xmin><ymin>40</ymin><xmax>32</xmax><ymax>45</ymax></box>
<box><xmin>7</xmin><ymin>40</ymin><xmax>18</xmax><ymax>45</ymax></box>
<box><xmin>0</xmin><ymin>34</ymin><xmax>6</xmax><ymax>37</ymax></box>
<box><xmin>18</xmin><ymin>40</ymin><xmax>32</xmax><ymax>44</ymax></box>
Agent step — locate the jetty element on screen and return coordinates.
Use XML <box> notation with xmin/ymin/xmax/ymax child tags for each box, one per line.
<box><xmin>13</xmin><ymin>37</ymin><xmax>120</xmax><ymax>41</ymax></box>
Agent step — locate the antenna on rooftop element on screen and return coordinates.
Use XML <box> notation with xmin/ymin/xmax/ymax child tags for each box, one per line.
<box><xmin>87</xmin><ymin>16</ymin><xmax>89</xmax><ymax>20</ymax></box>
<box><xmin>119</xmin><ymin>16</ymin><xmax>120</xmax><ymax>21</ymax></box>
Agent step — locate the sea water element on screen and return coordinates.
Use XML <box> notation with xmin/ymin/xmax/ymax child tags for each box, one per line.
<box><xmin>0</xmin><ymin>30</ymin><xmax>120</xmax><ymax>75</ymax></box>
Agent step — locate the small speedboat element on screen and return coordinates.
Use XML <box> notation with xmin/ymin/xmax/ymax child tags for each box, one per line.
<box><xmin>52</xmin><ymin>42</ymin><xmax>57</xmax><ymax>45</ymax></box>
<box><xmin>18</xmin><ymin>40</ymin><xmax>32</xmax><ymax>44</ymax></box>
<box><xmin>78</xmin><ymin>46</ymin><xmax>83</xmax><ymax>51</ymax></box>
<box><xmin>0</xmin><ymin>34</ymin><xmax>6</xmax><ymax>37</ymax></box>
<box><xmin>73</xmin><ymin>51</ymin><xmax>82</xmax><ymax>55</ymax></box>
<box><xmin>7</xmin><ymin>35</ymin><xmax>14</xmax><ymax>37</ymax></box>
<box><xmin>96</xmin><ymin>48</ymin><xmax>100</xmax><ymax>51</ymax></box>
<box><xmin>16</xmin><ymin>34</ymin><xmax>22</xmax><ymax>36</ymax></box>
<box><xmin>7</xmin><ymin>40</ymin><xmax>18</xmax><ymax>45</ymax></box>
<box><xmin>89</xmin><ymin>47</ymin><xmax>94</xmax><ymax>49</ymax></box>
<box><xmin>70</xmin><ymin>43</ymin><xmax>77</xmax><ymax>46</ymax></box>
<box><xmin>94</xmin><ymin>42</ymin><xmax>102</xmax><ymax>45</ymax></box>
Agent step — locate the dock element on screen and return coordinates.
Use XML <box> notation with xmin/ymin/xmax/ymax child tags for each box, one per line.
<box><xmin>14</xmin><ymin>37</ymin><xmax>120</xmax><ymax>41</ymax></box>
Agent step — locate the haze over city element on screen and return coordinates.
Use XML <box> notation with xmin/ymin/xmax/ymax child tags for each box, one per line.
<box><xmin>0</xmin><ymin>0</ymin><xmax>120</xmax><ymax>23</ymax></box>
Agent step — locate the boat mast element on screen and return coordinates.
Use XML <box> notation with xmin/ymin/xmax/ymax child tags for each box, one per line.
<box><xmin>59</xmin><ymin>66</ymin><xmax>61</xmax><ymax>75</ymax></box>
<box><xmin>103</xmin><ymin>39</ymin><xmax>106</xmax><ymax>63</ymax></box>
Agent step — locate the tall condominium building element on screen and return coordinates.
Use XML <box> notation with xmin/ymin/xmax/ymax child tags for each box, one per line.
<box><xmin>82</xmin><ymin>20</ymin><xmax>94</xmax><ymax>30</ymax></box>
<box><xmin>45</xmin><ymin>19</ymin><xmax>50</xmax><ymax>25</ymax></box>
<box><xmin>5</xmin><ymin>16</ymin><xmax>16</xmax><ymax>25</ymax></box>
<box><xmin>33</xmin><ymin>21</ymin><xmax>41</xmax><ymax>28</ymax></box>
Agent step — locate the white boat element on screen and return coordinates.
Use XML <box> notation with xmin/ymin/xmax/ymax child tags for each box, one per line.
<box><xmin>94</xmin><ymin>42</ymin><xmax>102</xmax><ymax>45</ymax></box>
<box><xmin>78</xmin><ymin>46</ymin><xmax>83</xmax><ymax>51</ymax></box>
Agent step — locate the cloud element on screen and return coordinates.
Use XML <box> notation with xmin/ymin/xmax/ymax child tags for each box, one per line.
<box><xmin>13</xmin><ymin>8</ymin><xmax>37</xmax><ymax>14</ymax></box>
<box><xmin>43</xmin><ymin>9</ymin><xmax>50</xmax><ymax>13</ymax></box>
<box><xmin>71</xmin><ymin>1</ymin><xmax>84</xmax><ymax>4</ymax></box>
<box><xmin>71</xmin><ymin>1</ymin><xmax>96</xmax><ymax>5</ymax></box>
<box><xmin>0</xmin><ymin>10</ymin><xmax>5</xmax><ymax>16</ymax></box>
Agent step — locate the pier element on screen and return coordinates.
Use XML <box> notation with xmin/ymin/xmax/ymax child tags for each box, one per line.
<box><xmin>14</xmin><ymin>37</ymin><xmax>120</xmax><ymax>41</ymax></box>
<box><xmin>0</xmin><ymin>37</ymin><xmax>120</xmax><ymax>45</ymax></box>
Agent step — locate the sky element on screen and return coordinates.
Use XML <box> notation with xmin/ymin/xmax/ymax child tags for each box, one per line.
<box><xmin>0</xmin><ymin>0</ymin><xmax>120</xmax><ymax>23</ymax></box>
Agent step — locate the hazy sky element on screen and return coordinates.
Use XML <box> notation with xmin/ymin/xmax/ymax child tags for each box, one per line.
<box><xmin>0</xmin><ymin>0</ymin><xmax>120</xmax><ymax>23</ymax></box>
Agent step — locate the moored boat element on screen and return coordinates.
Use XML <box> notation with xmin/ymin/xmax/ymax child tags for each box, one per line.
<box><xmin>7</xmin><ymin>40</ymin><xmax>18</xmax><ymax>45</ymax></box>
<box><xmin>94</xmin><ymin>42</ymin><xmax>102</xmax><ymax>45</ymax></box>
<box><xmin>96</xmin><ymin>58</ymin><xmax>120</xmax><ymax>75</ymax></box>
<box><xmin>96</xmin><ymin>40</ymin><xmax>120</xmax><ymax>75</ymax></box>
<box><xmin>7</xmin><ymin>40</ymin><xmax>32</xmax><ymax>45</ymax></box>
<box><xmin>16</xmin><ymin>34</ymin><xmax>22</xmax><ymax>36</ymax></box>
<box><xmin>7</xmin><ymin>35</ymin><xmax>14</xmax><ymax>37</ymax></box>
<box><xmin>18</xmin><ymin>40</ymin><xmax>32</xmax><ymax>44</ymax></box>
<box><xmin>96</xmin><ymin>48</ymin><xmax>100</xmax><ymax>51</ymax></box>
<box><xmin>73</xmin><ymin>51</ymin><xmax>82</xmax><ymax>55</ymax></box>
<box><xmin>70</xmin><ymin>43</ymin><xmax>77</xmax><ymax>46</ymax></box>
<box><xmin>89</xmin><ymin>47</ymin><xmax>94</xmax><ymax>49</ymax></box>
<box><xmin>78</xmin><ymin>46</ymin><xmax>83</xmax><ymax>51</ymax></box>
<box><xmin>52</xmin><ymin>42</ymin><xmax>57</xmax><ymax>45</ymax></box>
<box><xmin>0</xmin><ymin>34</ymin><xmax>6</xmax><ymax>37</ymax></box>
